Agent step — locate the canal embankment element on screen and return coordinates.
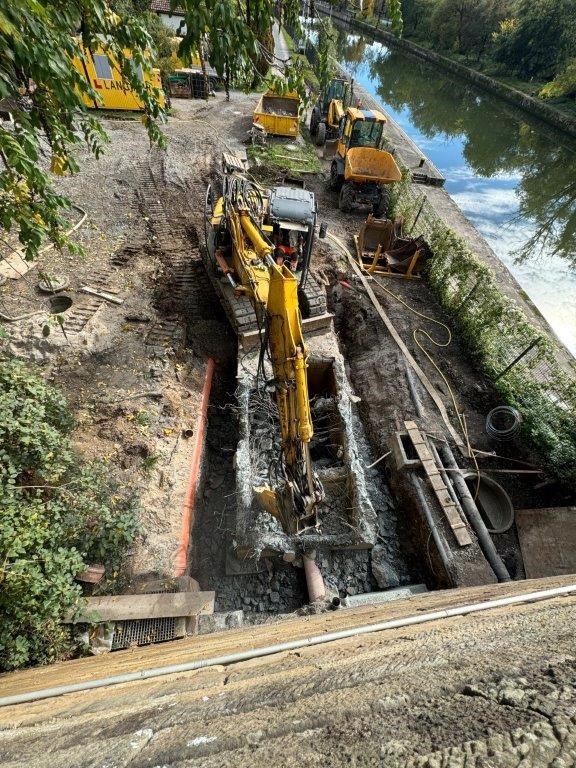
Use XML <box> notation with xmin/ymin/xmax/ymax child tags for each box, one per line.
<box><xmin>333</xmin><ymin>67</ymin><xmax>575</xmax><ymax>371</ymax></box>
<box><xmin>300</xmin><ymin>51</ymin><xmax>576</xmax><ymax>489</ymax></box>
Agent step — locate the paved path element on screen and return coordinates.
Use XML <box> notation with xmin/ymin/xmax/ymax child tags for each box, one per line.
<box><xmin>272</xmin><ymin>22</ymin><xmax>289</xmax><ymax>74</ymax></box>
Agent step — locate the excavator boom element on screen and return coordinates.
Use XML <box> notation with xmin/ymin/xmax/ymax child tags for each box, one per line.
<box><xmin>206</xmin><ymin>169</ymin><xmax>323</xmax><ymax>533</ymax></box>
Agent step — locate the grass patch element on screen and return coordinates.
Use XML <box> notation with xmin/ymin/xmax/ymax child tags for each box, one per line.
<box><xmin>247</xmin><ymin>139</ymin><xmax>321</xmax><ymax>176</ymax></box>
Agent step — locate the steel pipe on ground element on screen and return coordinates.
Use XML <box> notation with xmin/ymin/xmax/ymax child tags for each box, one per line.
<box><xmin>437</xmin><ymin>442</ymin><xmax>511</xmax><ymax>583</ymax></box>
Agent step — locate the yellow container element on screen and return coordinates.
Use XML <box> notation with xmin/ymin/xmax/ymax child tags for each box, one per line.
<box><xmin>73</xmin><ymin>44</ymin><xmax>165</xmax><ymax>111</ymax></box>
<box><xmin>344</xmin><ymin>147</ymin><xmax>402</xmax><ymax>184</ymax></box>
<box><xmin>253</xmin><ymin>91</ymin><xmax>301</xmax><ymax>137</ymax></box>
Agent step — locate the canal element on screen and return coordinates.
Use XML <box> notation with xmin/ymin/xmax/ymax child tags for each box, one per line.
<box><xmin>333</xmin><ymin>28</ymin><xmax>576</xmax><ymax>356</ymax></box>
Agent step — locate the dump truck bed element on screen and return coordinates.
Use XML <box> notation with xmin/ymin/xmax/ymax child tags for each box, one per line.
<box><xmin>344</xmin><ymin>147</ymin><xmax>402</xmax><ymax>184</ymax></box>
<box><xmin>253</xmin><ymin>91</ymin><xmax>301</xmax><ymax>137</ymax></box>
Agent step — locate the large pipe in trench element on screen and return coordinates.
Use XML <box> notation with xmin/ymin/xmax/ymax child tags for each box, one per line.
<box><xmin>410</xmin><ymin>473</ymin><xmax>456</xmax><ymax>583</ymax></box>
<box><xmin>303</xmin><ymin>552</ymin><xmax>327</xmax><ymax>603</ymax></box>
<box><xmin>437</xmin><ymin>442</ymin><xmax>511</xmax><ymax>583</ymax></box>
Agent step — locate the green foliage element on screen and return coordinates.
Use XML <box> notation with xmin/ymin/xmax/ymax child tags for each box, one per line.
<box><xmin>247</xmin><ymin>140</ymin><xmax>321</xmax><ymax>175</ymax></box>
<box><xmin>0</xmin><ymin>359</ymin><xmax>141</xmax><ymax>671</ymax></box>
<box><xmin>491</xmin><ymin>0</ymin><xmax>576</xmax><ymax>80</ymax></box>
<box><xmin>0</xmin><ymin>0</ymin><xmax>166</xmax><ymax>261</ymax></box>
<box><xmin>316</xmin><ymin>19</ymin><xmax>338</xmax><ymax>93</ymax></box>
<box><xmin>391</xmin><ymin>175</ymin><xmax>576</xmax><ymax>486</ymax></box>
<box><xmin>540</xmin><ymin>59</ymin><xmax>576</xmax><ymax>99</ymax></box>
<box><xmin>178</xmin><ymin>0</ymin><xmax>304</xmax><ymax>96</ymax></box>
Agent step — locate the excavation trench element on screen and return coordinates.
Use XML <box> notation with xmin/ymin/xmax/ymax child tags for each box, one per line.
<box><xmin>187</xmin><ymin>272</ymin><xmax>423</xmax><ymax>617</ymax></box>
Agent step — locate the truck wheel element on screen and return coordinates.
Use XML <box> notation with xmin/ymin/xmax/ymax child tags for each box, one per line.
<box><xmin>373</xmin><ymin>187</ymin><xmax>391</xmax><ymax>218</ymax></box>
<box><xmin>310</xmin><ymin>108</ymin><xmax>319</xmax><ymax>136</ymax></box>
<box><xmin>339</xmin><ymin>183</ymin><xmax>354</xmax><ymax>213</ymax></box>
<box><xmin>329</xmin><ymin>162</ymin><xmax>343</xmax><ymax>192</ymax></box>
<box><xmin>315</xmin><ymin>122</ymin><xmax>326</xmax><ymax>147</ymax></box>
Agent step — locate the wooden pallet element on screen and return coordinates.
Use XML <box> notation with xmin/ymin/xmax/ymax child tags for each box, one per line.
<box><xmin>404</xmin><ymin>420</ymin><xmax>472</xmax><ymax>547</ymax></box>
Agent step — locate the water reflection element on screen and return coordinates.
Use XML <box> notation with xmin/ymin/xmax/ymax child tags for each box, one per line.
<box><xmin>336</xmin><ymin>30</ymin><xmax>576</xmax><ymax>353</ymax></box>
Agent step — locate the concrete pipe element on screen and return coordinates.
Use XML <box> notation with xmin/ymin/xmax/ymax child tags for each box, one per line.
<box><xmin>303</xmin><ymin>553</ymin><xmax>327</xmax><ymax>603</ymax></box>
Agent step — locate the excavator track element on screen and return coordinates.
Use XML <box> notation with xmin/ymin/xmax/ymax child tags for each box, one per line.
<box><xmin>200</xmin><ymin>245</ymin><xmax>330</xmax><ymax>343</ymax></box>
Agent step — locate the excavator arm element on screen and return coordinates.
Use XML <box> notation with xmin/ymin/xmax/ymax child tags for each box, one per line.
<box><xmin>209</xmin><ymin>174</ymin><xmax>323</xmax><ymax>533</ymax></box>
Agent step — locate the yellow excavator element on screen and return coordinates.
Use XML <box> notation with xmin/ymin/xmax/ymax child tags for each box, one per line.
<box><xmin>204</xmin><ymin>163</ymin><xmax>325</xmax><ymax>533</ymax></box>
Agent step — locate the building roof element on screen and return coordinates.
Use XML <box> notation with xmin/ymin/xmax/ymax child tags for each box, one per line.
<box><xmin>149</xmin><ymin>0</ymin><xmax>185</xmax><ymax>15</ymax></box>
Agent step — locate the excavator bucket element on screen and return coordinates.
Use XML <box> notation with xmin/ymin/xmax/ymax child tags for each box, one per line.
<box><xmin>354</xmin><ymin>215</ymin><xmax>432</xmax><ymax>278</ymax></box>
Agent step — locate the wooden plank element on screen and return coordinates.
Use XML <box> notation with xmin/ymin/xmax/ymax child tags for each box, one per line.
<box><xmin>65</xmin><ymin>592</ymin><xmax>215</xmax><ymax>623</ymax></box>
<box><xmin>2</xmin><ymin>576</ymin><xmax>575</xmax><ymax>702</ymax></box>
<box><xmin>405</xmin><ymin>420</ymin><xmax>472</xmax><ymax>547</ymax></box>
<box><xmin>516</xmin><ymin>507</ymin><xmax>576</xmax><ymax>579</ymax></box>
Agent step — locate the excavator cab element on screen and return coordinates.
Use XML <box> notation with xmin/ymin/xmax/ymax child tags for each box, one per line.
<box><xmin>265</xmin><ymin>185</ymin><xmax>316</xmax><ymax>282</ymax></box>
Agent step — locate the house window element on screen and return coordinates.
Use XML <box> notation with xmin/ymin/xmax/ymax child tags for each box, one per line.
<box><xmin>93</xmin><ymin>54</ymin><xmax>113</xmax><ymax>80</ymax></box>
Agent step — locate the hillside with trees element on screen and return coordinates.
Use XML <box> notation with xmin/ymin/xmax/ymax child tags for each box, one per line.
<box><xmin>397</xmin><ymin>0</ymin><xmax>576</xmax><ymax>108</ymax></box>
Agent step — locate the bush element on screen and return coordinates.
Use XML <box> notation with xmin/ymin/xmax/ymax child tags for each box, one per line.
<box><xmin>390</xmin><ymin>174</ymin><xmax>576</xmax><ymax>487</ymax></box>
<box><xmin>0</xmin><ymin>358</ymin><xmax>141</xmax><ymax>671</ymax></box>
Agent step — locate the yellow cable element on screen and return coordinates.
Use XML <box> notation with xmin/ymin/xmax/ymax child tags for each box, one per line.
<box><xmin>370</xmin><ymin>274</ymin><xmax>482</xmax><ymax>498</ymax></box>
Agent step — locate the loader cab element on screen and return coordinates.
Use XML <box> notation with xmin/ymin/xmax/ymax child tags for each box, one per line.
<box><xmin>321</xmin><ymin>78</ymin><xmax>350</xmax><ymax>113</ymax></box>
<box><xmin>336</xmin><ymin>108</ymin><xmax>388</xmax><ymax>161</ymax></box>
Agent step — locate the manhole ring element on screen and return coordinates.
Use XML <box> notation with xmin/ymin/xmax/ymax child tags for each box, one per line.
<box><xmin>49</xmin><ymin>294</ymin><xmax>74</xmax><ymax>314</ymax></box>
<box><xmin>38</xmin><ymin>275</ymin><xmax>70</xmax><ymax>293</ymax></box>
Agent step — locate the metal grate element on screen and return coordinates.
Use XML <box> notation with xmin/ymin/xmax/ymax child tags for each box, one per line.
<box><xmin>111</xmin><ymin>616</ymin><xmax>185</xmax><ymax>650</ymax></box>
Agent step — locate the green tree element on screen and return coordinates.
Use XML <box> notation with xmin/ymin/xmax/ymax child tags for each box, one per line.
<box><xmin>0</xmin><ymin>0</ymin><xmax>166</xmax><ymax>262</ymax></box>
<box><xmin>430</xmin><ymin>0</ymin><xmax>508</xmax><ymax>60</ymax></box>
<box><xmin>492</xmin><ymin>0</ymin><xmax>576</xmax><ymax>80</ymax></box>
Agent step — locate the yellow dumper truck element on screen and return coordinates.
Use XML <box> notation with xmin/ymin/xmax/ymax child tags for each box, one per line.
<box><xmin>329</xmin><ymin>106</ymin><xmax>402</xmax><ymax>217</ymax></box>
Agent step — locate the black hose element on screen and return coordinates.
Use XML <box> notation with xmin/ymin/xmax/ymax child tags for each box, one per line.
<box><xmin>437</xmin><ymin>442</ymin><xmax>511</xmax><ymax>583</ymax></box>
<box><xmin>486</xmin><ymin>406</ymin><xmax>521</xmax><ymax>441</ymax></box>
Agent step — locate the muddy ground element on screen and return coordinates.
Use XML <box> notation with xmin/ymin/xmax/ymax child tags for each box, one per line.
<box><xmin>1</xmin><ymin>90</ymin><xmax>571</xmax><ymax>620</ymax></box>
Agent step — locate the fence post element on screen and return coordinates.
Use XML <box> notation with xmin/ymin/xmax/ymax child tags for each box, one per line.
<box><xmin>494</xmin><ymin>337</ymin><xmax>543</xmax><ymax>381</ymax></box>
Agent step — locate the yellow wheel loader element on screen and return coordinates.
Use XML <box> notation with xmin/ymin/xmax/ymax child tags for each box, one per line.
<box><xmin>309</xmin><ymin>77</ymin><xmax>351</xmax><ymax>147</ymax></box>
<box><xmin>329</xmin><ymin>107</ymin><xmax>402</xmax><ymax>217</ymax></box>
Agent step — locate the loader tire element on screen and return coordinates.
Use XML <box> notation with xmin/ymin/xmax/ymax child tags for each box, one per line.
<box><xmin>373</xmin><ymin>186</ymin><xmax>391</xmax><ymax>218</ymax></box>
<box><xmin>329</xmin><ymin>161</ymin><xmax>343</xmax><ymax>192</ymax></box>
<box><xmin>310</xmin><ymin>109</ymin><xmax>319</xmax><ymax>136</ymax></box>
<box><xmin>315</xmin><ymin>122</ymin><xmax>326</xmax><ymax>147</ymax></box>
<box><xmin>339</xmin><ymin>183</ymin><xmax>354</xmax><ymax>213</ymax></box>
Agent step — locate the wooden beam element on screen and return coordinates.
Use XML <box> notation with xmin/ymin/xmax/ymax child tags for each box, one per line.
<box><xmin>65</xmin><ymin>591</ymin><xmax>215</xmax><ymax>623</ymax></box>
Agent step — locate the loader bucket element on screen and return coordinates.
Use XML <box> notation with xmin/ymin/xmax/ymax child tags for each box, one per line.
<box><xmin>355</xmin><ymin>215</ymin><xmax>431</xmax><ymax>278</ymax></box>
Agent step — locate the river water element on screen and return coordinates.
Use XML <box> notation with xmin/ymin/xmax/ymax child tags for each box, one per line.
<box><xmin>334</xmin><ymin>32</ymin><xmax>576</xmax><ymax>356</ymax></box>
